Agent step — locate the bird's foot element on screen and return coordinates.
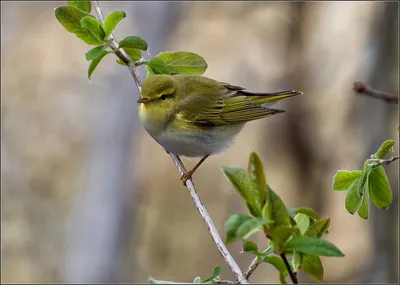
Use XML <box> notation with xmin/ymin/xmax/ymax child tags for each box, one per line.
<box><xmin>181</xmin><ymin>170</ymin><xmax>194</xmax><ymax>186</ymax></box>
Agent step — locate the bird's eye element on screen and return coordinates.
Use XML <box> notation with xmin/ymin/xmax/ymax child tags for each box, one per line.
<box><xmin>160</xmin><ymin>94</ymin><xmax>167</xmax><ymax>100</ymax></box>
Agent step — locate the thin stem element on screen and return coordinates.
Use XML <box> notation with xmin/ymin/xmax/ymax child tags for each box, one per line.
<box><xmin>280</xmin><ymin>253</ymin><xmax>298</xmax><ymax>284</ymax></box>
<box><xmin>368</xmin><ymin>156</ymin><xmax>399</xmax><ymax>166</ymax></box>
<box><xmin>91</xmin><ymin>2</ymin><xmax>248</xmax><ymax>283</ymax></box>
<box><xmin>243</xmin><ymin>256</ymin><xmax>261</xmax><ymax>279</ymax></box>
<box><xmin>353</xmin><ymin>81</ymin><xmax>399</xmax><ymax>104</ymax></box>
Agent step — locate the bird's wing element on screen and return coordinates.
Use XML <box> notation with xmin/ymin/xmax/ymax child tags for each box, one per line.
<box><xmin>175</xmin><ymin>91</ymin><xmax>285</xmax><ymax>126</ymax></box>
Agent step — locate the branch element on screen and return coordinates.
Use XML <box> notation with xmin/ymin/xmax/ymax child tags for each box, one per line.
<box><xmin>353</xmin><ymin>81</ymin><xmax>399</xmax><ymax>104</ymax></box>
<box><xmin>280</xmin><ymin>253</ymin><xmax>298</xmax><ymax>284</ymax></box>
<box><xmin>243</xmin><ymin>256</ymin><xmax>261</xmax><ymax>279</ymax></box>
<box><xmin>368</xmin><ymin>156</ymin><xmax>399</xmax><ymax>166</ymax></box>
<box><xmin>91</xmin><ymin>2</ymin><xmax>248</xmax><ymax>284</ymax></box>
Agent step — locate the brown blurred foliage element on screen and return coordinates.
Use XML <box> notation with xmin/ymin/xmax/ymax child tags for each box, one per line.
<box><xmin>1</xmin><ymin>1</ymin><xmax>398</xmax><ymax>284</ymax></box>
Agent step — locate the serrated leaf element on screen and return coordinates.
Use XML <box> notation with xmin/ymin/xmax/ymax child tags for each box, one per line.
<box><xmin>287</xmin><ymin>207</ymin><xmax>320</xmax><ymax>220</ymax></box>
<box><xmin>67</xmin><ymin>1</ymin><xmax>91</xmax><ymax>13</ymax></box>
<box><xmin>242</xmin><ymin>240</ymin><xmax>258</xmax><ymax>254</ymax></box>
<box><xmin>88</xmin><ymin>51</ymin><xmax>111</xmax><ymax>79</ymax></box>
<box><xmin>225</xmin><ymin>214</ymin><xmax>270</xmax><ymax>244</ymax></box>
<box><xmin>305</xmin><ymin>218</ymin><xmax>330</xmax><ymax>238</ymax></box>
<box><xmin>156</xmin><ymin>51</ymin><xmax>207</xmax><ymax>75</ymax></box>
<box><xmin>117</xmin><ymin>47</ymin><xmax>142</xmax><ymax>65</ymax></box>
<box><xmin>294</xmin><ymin>213</ymin><xmax>309</xmax><ymax>235</ymax></box>
<box><xmin>368</xmin><ymin>166</ymin><xmax>393</xmax><ymax>209</ymax></box>
<box><xmin>85</xmin><ymin>45</ymin><xmax>105</xmax><ymax>61</ymax></box>
<box><xmin>301</xmin><ymin>255</ymin><xmax>323</xmax><ymax>282</ymax></box>
<box><xmin>332</xmin><ymin>170</ymin><xmax>362</xmax><ymax>191</ymax></box>
<box><xmin>284</xmin><ymin>236</ymin><xmax>345</xmax><ymax>257</ymax></box>
<box><xmin>221</xmin><ymin>166</ymin><xmax>261</xmax><ymax>217</ymax></box>
<box><xmin>119</xmin><ymin>35</ymin><xmax>148</xmax><ymax>51</ymax></box>
<box><xmin>262</xmin><ymin>255</ymin><xmax>288</xmax><ymax>283</ymax></box>
<box><xmin>248</xmin><ymin>152</ymin><xmax>267</xmax><ymax>206</ymax></box>
<box><xmin>269</xmin><ymin>226</ymin><xmax>299</xmax><ymax>253</ymax></box>
<box><xmin>374</xmin><ymin>140</ymin><xmax>395</xmax><ymax>159</ymax></box>
<box><xmin>103</xmin><ymin>10</ymin><xmax>126</xmax><ymax>39</ymax></box>
<box><xmin>55</xmin><ymin>6</ymin><xmax>103</xmax><ymax>45</ymax></box>
<box><xmin>193</xmin><ymin>277</ymin><xmax>201</xmax><ymax>284</ymax></box>
<box><xmin>345</xmin><ymin>178</ymin><xmax>363</xmax><ymax>214</ymax></box>
<box><xmin>262</xmin><ymin>186</ymin><xmax>290</xmax><ymax>229</ymax></box>
<box><xmin>80</xmin><ymin>16</ymin><xmax>106</xmax><ymax>42</ymax></box>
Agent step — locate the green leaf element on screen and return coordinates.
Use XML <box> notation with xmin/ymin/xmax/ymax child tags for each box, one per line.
<box><xmin>221</xmin><ymin>166</ymin><xmax>261</xmax><ymax>217</ymax></box>
<box><xmin>301</xmin><ymin>255</ymin><xmax>323</xmax><ymax>282</ymax></box>
<box><xmin>88</xmin><ymin>51</ymin><xmax>111</xmax><ymax>80</ymax></box>
<box><xmin>305</xmin><ymin>218</ymin><xmax>330</xmax><ymax>238</ymax></box>
<box><xmin>156</xmin><ymin>51</ymin><xmax>208</xmax><ymax>75</ymax></box>
<box><xmin>103</xmin><ymin>10</ymin><xmax>126</xmax><ymax>39</ymax></box>
<box><xmin>193</xmin><ymin>277</ymin><xmax>201</xmax><ymax>284</ymax></box>
<box><xmin>201</xmin><ymin>266</ymin><xmax>222</xmax><ymax>284</ymax></box>
<box><xmin>294</xmin><ymin>213</ymin><xmax>310</xmax><ymax>235</ymax></box>
<box><xmin>280</xmin><ymin>273</ymin><xmax>288</xmax><ymax>284</ymax></box>
<box><xmin>332</xmin><ymin>170</ymin><xmax>362</xmax><ymax>191</ymax></box>
<box><xmin>146</xmin><ymin>65</ymin><xmax>155</xmax><ymax>77</ymax></box>
<box><xmin>67</xmin><ymin>1</ymin><xmax>91</xmax><ymax>13</ymax></box>
<box><xmin>85</xmin><ymin>45</ymin><xmax>105</xmax><ymax>61</ymax></box>
<box><xmin>261</xmin><ymin>256</ymin><xmax>288</xmax><ymax>282</ymax></box>
<box><xmin>55</xmin><ymin>6</ymin><xmax>103</xmax><ymax>45</ymax></box>
<box><xmin>345</xmin><ymin>178</ymin><xmax>363</xmax><ymax>214</ymax></box>
<box><xmin>119</xmin><ymin>36</ymin><xmax>148</xmax><ymax>51</ymax></box>
<box><xmin>148</xmin><ymin>277</ymin><xmax>188</xmax><ymax>284</ymax></box>
<box><xmin>117</xmin><ymin>48</ymin><xmax>142</xmax><ymax>65</ymax></box>
<box><xmin>357</xmin><ymin>182</ymin><xmax>370</xmax><ymax>219</ymax></box>
<box><xmin>242</xmin><ymin>240</ymin><xmax>258</xmax><ymax>254</ymax></box>
<box><xmin>287</xmin><ymin>207</ymin><xmax>320</xmax><ymax>220</ymax></box>
<box><xmin>269</xmin><ymin>227</ymin><xmax>300</xmax><ymax>253</ymax></box>
<box><xmin>292</xmin><ymin>251</ymin><xmax>302</xmax><ymax>272</ymax></box>
<box><xmin>374</xmin><ymin>140</ymin><xmax>395</xmax><ymax>159</ymax></box>
<box><xmin>145</xmin><ymin>57</ymin><xmax>171</xmax><ymax>75</ymax></box>
<box><xmin>368</xmin><ymin>166</ymin><xmax>393</xmax><ymax>209</ymax></box>
<box><xmin>284</xmin><ymin>236</ymin><xmax>345</xmax><ymax>257</ymax></box>
<box><xmin>80</xmin><ymin>16</ymin><xmax>106</xmax><ymax>42</ymax></box>
<box><xmin>248</xmin><ymin>152</ymin><xmax>267</xmax><ymax>206</ymax></box>
<box><xmin>262</xmin><ymin>186</ymin><xmax>290</xmax><ymax>229</ymax></box>
<box><xmin>225</xmin><ymin>214</ymin><xmax>270</xmax><ymax>244</ymax></box>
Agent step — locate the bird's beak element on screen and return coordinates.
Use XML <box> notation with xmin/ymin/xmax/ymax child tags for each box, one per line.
<box><xmin>137</xmin><ymin>97</ymin><xmax>151</xmax><ymax>104</ymax></box>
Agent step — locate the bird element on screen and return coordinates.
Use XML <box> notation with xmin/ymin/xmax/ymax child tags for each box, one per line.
<box><xmin>137</xmin><ymin>74</ymin><xmax>302</xmax><ymax>185</ymax></box>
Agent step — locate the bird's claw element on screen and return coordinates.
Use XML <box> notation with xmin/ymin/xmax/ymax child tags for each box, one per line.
<box><xmin>181</xmin><ymin>170</ymin><xmax>194</xmax><ymax>186</ymax></box>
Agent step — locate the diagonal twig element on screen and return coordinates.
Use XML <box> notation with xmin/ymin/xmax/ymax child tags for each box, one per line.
<box><xmin>91</xmin><ymin>2</ymin><xmax>248</xmax><ymax>283</ymax></box>
<box><xmin>353</xmin><ymin>81</ymin><xmax>399</xmax><ymax>104</ymax></box>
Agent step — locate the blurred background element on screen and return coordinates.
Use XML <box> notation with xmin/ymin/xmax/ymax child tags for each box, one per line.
<box><xmin>1</xmin><ymin>1</ymin><xmax>399</xmax><ymax>284</ymax></box>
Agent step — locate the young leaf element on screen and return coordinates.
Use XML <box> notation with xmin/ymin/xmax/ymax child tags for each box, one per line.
<box><xmin>67</xmin><ymin>1</ymin><xmax>91</xmax><ymax>13</ymax></box>
<box><xmin>85</xmin><ymin>45</ymin><xmax>105</xmax><ymax>61</ymax></box>
<box><xmin>146</xmin><ymin>57</ymin><xmax>171</xmax><ymax>75</ymax></box>
<box><xmin>80</xmin><ymin>16</ymin><xmax>106</xmax><ymax>42</ymax></box>
<box><xmin>284</xmin><ymin>236</ymin><xmax>345</xmax><ymax>257</ymax></box>
<box><xmin>146</xmin><ymin>65</ymin><xmax>155</xmax><ymax>77</ymax></box>
<box><xmin>248</xmin><ymin>152</ymin><xmax>267</xmax><ymax>205</ymax></box>
<box><xmin>103</xmin><ymin>10</ymin><xmax>126</xmax><ymax>39</ymax></box>
<box><xmin>242</xmin><ymin>240</ymin><xmax>259</xmax><ymax>254</ymax></box>
<box><xmin>287</xmin><ymin>207</ymin><xmax>320</xmax><ymax>220</ymax></box>
<box><xmin>332</xmin><ymin>170</ymin><xmax>362</xmax><ymax>191</ymax></box>
<box><xmin>148</xmin><ymin>277</ymin><xmax>188</xmax><ymax>284</ymax></box>
<box><xmin>55</xmin><ymin>6</ymin><xmax>103</xmax><ymax>45</ymax></box>
<box><xmin>305</xmin><ymin>218</ymin><xmax>330</xmax><ymax>238</ymax></box>
<box><xmin>221</xmin><ymin>166</ymin><xmax>262</xmax><ymax>217</ymax></box>
<box><xmin>368</xmin><ymin>166</ymin><xmax>393</xmax><ymax>209</ymax></box>
<box><xmin>269</xmin><ymin>226</ymin><xmax>300</xmax><ymax>253</ymax></box>
<box><xmin>201</xmin><ymin>266</ymin><xmax>222</xmax><ymax>284</ymax></box>
<box><xmin>294</xmin><ymin>213</ymin><xmax>310</xmax><ymax>235</ymax></box>
<box><xmin>225</xmin><ymin>214</ymin><xmax>270</xmax><ymax>244</ymax></box>
<box><xmin>357</xmin><ymin>182</ymin><xmax>370</xmax><ymax>219</ymax></box>
<box><xmin>345</xmin><ymin>178</ymin><xmax>363</xmax><ymax>214</ymax></box>
<box><xmin>117</xmin><ymin>48</ymin><xmax>142</xmax><ymax>65</ymax></box>
<box><xmin>292</xmin><ymin>251</ymin><xmax>302</xmax><ymax>272</ymax></box>
<box><xmin>119</xmin><ymin>36</ymin><xmax>148</xmax><ymax>51</ymax></box>
<box><xmin>193</xmin><ymin>277</ymin><xmax>201</xmax><ymax>284</ymax></box>
<box><xmin>374</xmin><ymin>139</ymin><xmax>395</xmax><ymax>159</ymax></box>
<box><xmin>262</xmin><ymin>186</ymin><xmax>290</xmax><ymax>229</ymax></box>
<box><xmin>261</xmin><ymin>256</ymin><xmax>288</xmax><ymax>282</ymax></box>
<box><xmin>156</xmin><ymin>51</ymin><xmax>208</xmax><ymax>75</ymax></box>
<box><xmin>301</xmin><ymin>255</ymin><xmax>323</xmax><ymax>282</ymax></box>
<box><xmin>88</xmin><ymin>51</ymin><xmax>111</xmax><ymax>80</ymax></box>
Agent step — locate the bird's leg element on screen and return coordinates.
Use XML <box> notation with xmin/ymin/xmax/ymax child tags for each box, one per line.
<box><xmin>181</xmin><ymin>154</ymin><xmax>210</xmax><ymax>185</ymax></box>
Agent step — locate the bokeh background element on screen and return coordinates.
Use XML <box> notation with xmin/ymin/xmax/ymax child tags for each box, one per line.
<box><xmin>1</xmin><ymin>1</ymin><xmax>399</xmax><ymax>283</ymax></box>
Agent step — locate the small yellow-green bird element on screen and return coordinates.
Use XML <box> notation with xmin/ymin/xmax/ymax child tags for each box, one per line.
<box><xmin>137</xmin><ymin>74</ymin><xmax>302</xmax><ymax>184</ymax></box>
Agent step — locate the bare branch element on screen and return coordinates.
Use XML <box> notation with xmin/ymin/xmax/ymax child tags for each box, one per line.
<box><xmin>353</xmin><ymin>81</ymin><xmax>399</xmax><ymax>104</ymax></box>
<box><xmin>243</xmin><ymin>256</ymin><xmax>261</xmax><ymax>279</ymax></box>
<box><xmin>91</xmin><ymin>2</ymin><xmax>248</xmax><ymax>283</ymax></box>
